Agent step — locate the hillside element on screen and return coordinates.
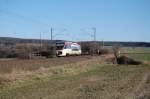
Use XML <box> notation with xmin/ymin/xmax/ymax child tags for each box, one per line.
<box><xmin>0</xmin><ymin>37</ymin><xmax>150</xmax><ymax>47</ymax></box>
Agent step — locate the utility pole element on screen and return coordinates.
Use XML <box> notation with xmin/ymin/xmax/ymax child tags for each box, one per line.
<box><xmin>51</xmin><ymin>27</ymin><xmax>53</xmax><ymax>40</ymax></box>
<box><xmin>102</xmin><ymin>39</ymin><xmax>104</xmax><ymax>48</ymax></box>
<box><xmin>40</xmin><ymin>32</ymin><xmax>42</xmax><ymax>48</ymax></box>
<box><xmin>94</xmin><ymin>28</ymin><xmax>96</xmax><ymax>41</ymax></box>
<box><xmin>39</xmin><ymin>32</ymin><xmax>42</xmax><ymax>58</ymax></box>
<box><xmin>92</xmin><ymin>27</ymin><xmax>96</xmax><ymax>41</ymax></box>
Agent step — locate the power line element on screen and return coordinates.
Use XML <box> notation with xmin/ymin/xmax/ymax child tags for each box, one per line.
<box><xmin>0</xmin><ymin>9</ymin><xmax>50</xmax><ymax>27</ymax></box>
<box><xmin>50</xmin><ymin>28</ymin><xmax>67</xmax><ymax>40</ymax></box>
<box><xmin>80</xmin><ymin>27</ymin><xmax>97</xmax><ymax>41</ymax></box>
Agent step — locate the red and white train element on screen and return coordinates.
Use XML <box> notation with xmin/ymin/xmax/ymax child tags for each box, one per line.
<box><xmin>56</xmin><ymin>41</ymin><xmax>82</xmax><ymax>56</ymax></box>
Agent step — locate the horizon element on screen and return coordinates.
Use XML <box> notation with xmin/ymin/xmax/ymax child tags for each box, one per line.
<box><xmin>0</xmin><ymin>0</ymin><xmax>150</xmax><ymax>42</ymax></box>
<box><xmin>1</xmin><ymin>36</ymin><xmax>150</xmax><ymax>43</ymax></box>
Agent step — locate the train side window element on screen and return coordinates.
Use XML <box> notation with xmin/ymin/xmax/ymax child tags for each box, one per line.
<box><xmin>67</xmin><ymin>45</ymin><xmax>71</xmax><ymax>49</ymax></box>
<box><xmin>72</xmin><ymin>49</ymin><xmax>79</xmax><ymax>51</ymax></box>
<box><xmin>64</xmin><ymin>45</ymin><xmax>71</xmax><ymax>49</ymax></box>
<box><xmin>64</xmin><ymin>45</ymin><xmax>67</xmax><ymax>49</ymax></box>
<box><xmin>72</xmin><ymin>46</ymin><xmax>79</xmax><ymax>51</ymax></box>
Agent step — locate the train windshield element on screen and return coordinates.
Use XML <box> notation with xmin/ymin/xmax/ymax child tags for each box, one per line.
<box><xmin>56</xmin><ymin>46</ymin><xmax>64</xmax><ymax>50</ymax></box>
<box><xmin>56</xmin><ymin>43</ymin><xmax>64</xmax><ymax>50</ymax></box>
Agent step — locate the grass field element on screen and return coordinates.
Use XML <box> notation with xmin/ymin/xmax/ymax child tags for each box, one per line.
<box><xmin>121</xmin><ymin>47</ymin><xmax>150</xmax><ymax>61</ymax></box>
<box><xmin>0</xmin><ymin>47</ymin><xmax>150</xmax><ymax>99</ymax></box>
<box><xmin>0</xmin><ymin>64</ymin><xmax>149</xmax><ymax>99</ymax></box>
<box><xmin>0</xmin><ymin>57</ymin><xmax>150</xmax><ymax>99</ymax></box>
<box><xmin>123</xmin><ymin>54</ymin><xmax>150</xmax><ymax>61</ymax></box>
<box><xmin>120</xmin><ymin>47</ymin><xmax>150</xmax><ymax>53</ymax></box>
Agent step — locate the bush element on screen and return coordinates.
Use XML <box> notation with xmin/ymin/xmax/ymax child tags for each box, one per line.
<box><xmin>0</xmin><ymin>49</ymin><xmax>17</xmax><ymax>58</ymax></box>
<box><xmin>98</xmin><ymin>48</ymin><xmax>110</xmax><ymax>55</ymax></box>
<box><xmin>80</xmin><ymin>42</ymin><xmax>102</xmax><ymax>55</ymax></box>
<box><xmin>0</xmin><ymin>44</ymin><xmax>55</xmax><ymax>59</ymax></box>
<box><xmin>81</xmin><ymin>44</ymin><xmax>91</xmax><ymax>55</ymax></box>
<box><xmin>40</xmin><ymin>50</ymin><xmax>55</xmax><ymax>58</ymax></box>
<box><xmin>117</xmin><ymin>55</ymin><xmax>142</xmax><ymax>65</ymax></box>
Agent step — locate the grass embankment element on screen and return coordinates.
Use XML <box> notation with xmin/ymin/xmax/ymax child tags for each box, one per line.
<box><xmin>0</xmin><ymin>58</ymin><xmax>149</xmax><ymax>99</ymax></box>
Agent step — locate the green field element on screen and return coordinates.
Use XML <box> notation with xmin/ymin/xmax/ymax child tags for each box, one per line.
<box><xmin>122</xmin><ymin>54</ymin><xmax>150</xmax><ymax>61</ymax></box>
<box><xmin>120</xmin><ymin>47</ymin><xmax>150</xmax><ymax>53</ymax></box>
<box><xmin>121</xmin><ymin>47</ymin><xmax>150</xmax><ymax>61</ymax></box>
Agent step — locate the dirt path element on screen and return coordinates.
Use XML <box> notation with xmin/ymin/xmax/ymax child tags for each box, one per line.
<box><xmin>134</xmin><ymin>72</ymin><xmax>150</xmax><ymax>99</ymax></box>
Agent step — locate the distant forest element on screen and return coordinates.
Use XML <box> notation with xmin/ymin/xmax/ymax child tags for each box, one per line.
<box><xmin>0</xmin><ymin>37</ymin><xmax>150</xmax><ymax>47</ymax></box>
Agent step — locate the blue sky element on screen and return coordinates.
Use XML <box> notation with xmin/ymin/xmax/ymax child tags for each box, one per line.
<box><xmin>0</xmin><ymin>0</ymin><xmax>150</xmax><ymax>42</ymax></box>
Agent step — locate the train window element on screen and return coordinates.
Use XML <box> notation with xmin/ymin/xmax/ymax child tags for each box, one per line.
<box><xmin>56</xmin><ymin>42</ymin><xmax>65</xmax><ymax>50</ymax></box>
<box><xmin>64</xmin><ymin>45</ymin><xmax>67</xmax><ymax>49</ymax></box>
<box><xmin>64</xmin><ymin>44</ymin><xmax>71</xmax><ymax>49</ymax></box>
<box><xmin>72</xmin><ymin>49</ymin><xmax>79</xmax><ymax>51</ymax></box>
<box><xmin>67</xmin><ymin>45</ymin><xmax>71</xmax><ymax>49</ymax></box>
<box><xmin>56</xmin><ymin>46</ymin><xmax>64</xmax><ymax>50</ymax></box>
<box><xmin>71</xmin><ymin>46</ymin><xmax>79</xmax><ymax>51</ymax></box>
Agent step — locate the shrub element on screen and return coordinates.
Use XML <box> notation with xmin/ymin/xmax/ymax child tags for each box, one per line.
<box><xmin>0</xmin><ymin>49</ymin><xmax>17</xmax><ymax>58</ymax></box>
<box><xmin>117</xmin><ymin>55</ymin><xmax>142</xmax><ymax>65</ymax></box>
<box><xmin>40</xmin><ymin>50</ymin><xmax>55</xmax><ymax>58</ymax></box>
<box><xmin>80</xmin><ymin>42</ymin><xmax>102</xmax><ymax>55</ymax></box>
<box><xmin>98</xmin><ymin>48</ymin><xmax>110</xmax><ymax>55</ymax></box>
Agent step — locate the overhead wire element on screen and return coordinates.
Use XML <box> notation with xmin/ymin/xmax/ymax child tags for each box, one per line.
<box><xmin>0</xmin><ymin>8</ymin><xmax>50</xmax><ymax>27</ymax></box>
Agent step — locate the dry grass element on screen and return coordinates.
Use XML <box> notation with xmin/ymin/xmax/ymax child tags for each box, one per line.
<box><xmin>0</xmin><ymin>52</ymin><xmax>149</xmax><ymax>99</ymax></box>
<box><xmin>0</xmin><ymin>55</ymin><xmax>105</xmax><ymax>84</ymax></box>
<box><xmin>134</xmin><ymin>72</ymin><xmax>150</xmax><ymax>99</ymax></box>
<box><xmin>0</xmin><ymin>59</ymin><xmax>149</xmax><ymax>99</ymax></box>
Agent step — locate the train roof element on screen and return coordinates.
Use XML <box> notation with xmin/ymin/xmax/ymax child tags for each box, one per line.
<box><xmin>56</xmin><ymin>41</ymin><xmax>80</xmax><ymax>46</ymax></box>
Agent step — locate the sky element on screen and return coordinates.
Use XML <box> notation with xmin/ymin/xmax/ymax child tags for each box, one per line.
<box><xmin>0</xmin><ymin>0</ymin><xmax>150</xmax><ymax>42</ymax></box>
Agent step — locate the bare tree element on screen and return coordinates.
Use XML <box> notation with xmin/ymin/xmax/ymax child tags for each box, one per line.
<box><xmin>112</xmin><ymin>44</ymin><xmax>121</xmax><ymax>64</ymax></box>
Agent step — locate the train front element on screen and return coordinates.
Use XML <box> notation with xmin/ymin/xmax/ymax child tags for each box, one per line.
<box><xmin>56</xmin><ymin>42</ymin><xmax>65</xmax><ymax>56</ymax></box>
